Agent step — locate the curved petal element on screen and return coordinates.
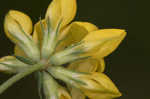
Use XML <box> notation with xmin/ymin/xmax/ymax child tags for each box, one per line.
<box><xmin>4</xmin><ymin>10</ymin><xmax>40</xmax><ymax>61</ymax></box>
<box><xmin>79</xmin><ymin>73</ymin><xmax>122</xmax><ymax>99</ymax></box>
<box><xmin>69</xmin><ymin>87</ymin><xmax>85</xmax><ymax>99</ymax></box>
<box><xmin>84</xmin><ymin>90</ymin><xmax>119</xmax><ymax>99</ymax></box>
<box><xmin>45</xmin><ymin>0</ymin><xmax>77</xmax><ymax>29</ymax></box>
<box><xmin>67</xmin><ymin>58</ymin><xmax>105</xmax><ymax>98</ymax></box>
<box><xmin>97</xmin><ymin>59</ymin><xmax>105</xmax><ymax>72</ymax></box>
<box><xmin>14</xmin><ymin>46</ymin><xmax>27</xmax><ymax>57</ymax></box>
<box><xmin>32</xmin><ymin>19</ymin><xmax>46</xmax><ymax>47</ymax></box>
<box><xmin>11</xmin><ymin>10</ymin><xmax>33</xmax><ymax>56</ymax></box>
<box><xmin>49</xmin><ymin>67</ymin><xmax>121</xmax><ymax>99</ymax></box>
<box><xmin>10</xmin><ymin>10</ymin><xmax>32</xmax><ymax>56</ymax></box>
<box><xmin>56</xmin><ymin>21</ymin><xmax>98</xmax><ymax>51</ymax></box>
<box><xmin>59</xmin><ymin>87</ymin><xmax>71</xmax><ymax>99</ymax></box>
<box><xmin>68</xmin><ymin>58</ymin><xmax>105</xmax><ymax>73</ymax></box>
<box><xmin>0</xmin><ymin>56</ymin><xmax>29</xmax><ymax>74</ymax></box>
<box><xmin>82</xmin><ymin>29</ymin><xmax>126</xmax><ymax>58</ymax></box>
<box><xmin>5</xmin><ymin>10</ymin><xmax>32</xmax><ymax>35</ymax></box>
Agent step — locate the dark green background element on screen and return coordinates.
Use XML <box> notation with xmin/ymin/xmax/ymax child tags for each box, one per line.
<box><xmin>0</xmin><ymin>0</ymin><xmax>148</xmax><ymax>99</ymax></box>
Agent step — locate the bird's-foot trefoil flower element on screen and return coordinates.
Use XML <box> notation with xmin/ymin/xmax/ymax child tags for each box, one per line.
<box><xmin>0</xmin><ymin>0</ymin><xmax>126</xmax><ymax>99</ymax></box>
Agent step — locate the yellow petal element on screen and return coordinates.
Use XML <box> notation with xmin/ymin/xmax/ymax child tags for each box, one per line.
<box><xmin>97</xmin><ymin>59</ymin><xmax>105</xmax><ymax>72</ymax></box>
<box><xmin>45</xmin><ymin>0</ymin><xmax>77</xmax><ymax>29</ymax></box>
<box><xmin>70</xmin><ymin>87</ymin><xmax>85</xmax><ymax>99</ymax></box>
<box><xmin>68</xmin><ymin>58</ymin><xmax>105</xmax><ymax>73</ymax></box>
<box><xmin>56</xmin><ymin>21</ymin><xmax>98</xmax><ymax>51</ymax></box>
<box><xmin>0</xmin><ymin>56</ymin><xmax>15</xmax><ymax>73</ymax></box>
<box><xmin>11</xmin><ymin>10</ymin><xmax>33</xmax><ymax>57</ymax></box>
<box><xmin>32</xmin><ymin>19</ymin><xmax>46</xmax><ymax>47</ymax></box>
<box><xmin>49</xmin><ymin>67</ymin><xmax>121</xmax><ymax>99</ymax></box>
<box><xmin>82</xmin><ymin>29</ymin><xmax>126</xmax><ymax>58</ymax></box>
<box><xmin>4</xmin><ymin>10</ymin><xmax>40</xmax><ymax>61</ymax></box>
<box><xmin>84</xmin><ymin>90</ymin><xmax>120</xmax><ymax>99</ymax></box>
<box><xmin>0</xmin><ymin>56</ymin><xmax>29</xmax><ymax>73</ymax></box>
<box><xmin>14</xmin><ymin>46</ymin><xmax>26</xmax><ymax>57</ymax></box>
<box><xmin>5</xmin><ymin>10</ymin><xmax>32</xmax><ymax>35</ymax></box>
<box><xmin>59</xmin><ymin>87</ymin><xmax>71</xmax><ymax>99</ymax></box>
<box><xmin>4</xmin><ymin>10</ymin><xmax>30</xmax><ymax>42</ymax></box>
<box><xmin>43</xmin><ymin>71</ymin><xmax>71</xmax><ymax>99</ymax></box>
<box><xmin>79</xmin><ymin>73</ymin><xmax>121</xmax><ymax>98</ymax></box>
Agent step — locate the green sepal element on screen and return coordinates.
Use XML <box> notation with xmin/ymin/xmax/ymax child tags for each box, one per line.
<box><xmin>0</xmin><ymin>56</ymin><xmax>30</xmax><ymax>73</ymax></box>
<box><xmin>49</xmin><ymin>41</ymin><xmax>87</xmax><ymax>65</ymax></box>
<box><xmin>41</xmin><ymin>18</ymin><xmax>62</xmax><ymax>59</ymax></box>
<box><xmin>47</xmin><ymin>66</ymin><xmax>88</xmax><ymax>89</ymax></box>
<box><xmin>14</xmin><ymin>55</ymin><xmax>35</xmax><ymax>65</ymax></box>
<box><xmin>43</xmin><ymin>71</ymin><xmax>59</xmax><ymax>99</ymax></box>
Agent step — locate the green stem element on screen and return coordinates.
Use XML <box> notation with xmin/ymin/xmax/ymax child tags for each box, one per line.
<box><xmin>0</xmin><ymin>63</ymin><xmax>44</xmax><ymax>94</ymax></box>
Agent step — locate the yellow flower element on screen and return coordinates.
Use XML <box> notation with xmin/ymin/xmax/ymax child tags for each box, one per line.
<box><xmin>0</xmin><ymin>0</ymin><xmax>126</xmax><ymax>99</ymax></box>
<box><xmin>49</xmin><ymin>66</ymin><xmax>122</xmax><ymax>99</ymax></box>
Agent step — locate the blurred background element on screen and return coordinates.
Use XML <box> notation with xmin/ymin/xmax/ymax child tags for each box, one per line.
<box><xmin>0</xmin><ymin>0</ymin><xmax>148</xmax><ymax>99</ymax></box>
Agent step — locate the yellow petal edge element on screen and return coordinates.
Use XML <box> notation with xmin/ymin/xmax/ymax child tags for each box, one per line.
<box><xmin>45</xmin><ymin>0</ymin><xmax>77</xmax><ymax>29</ymax></box>
<box><xmin>82</xmin><ymin>29</ymin><xmax>126</xmax><ymax>58</ymax></box>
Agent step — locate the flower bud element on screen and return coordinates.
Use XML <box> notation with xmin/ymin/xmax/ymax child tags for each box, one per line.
<box><xmin>0</xmin><ymin>56</ymin><xmax>29</xmax><ymax>74</ymax></box>
<box><xmin>4</xmin><ymin>10</ymin><xmax>40</xmax><ymax>61</ymax></box>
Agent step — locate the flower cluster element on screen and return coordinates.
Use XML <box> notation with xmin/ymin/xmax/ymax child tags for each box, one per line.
<box><xmin>0</xmin><ymin>0</ymin><xmax>126</xmax><ymax>99</ymax></box>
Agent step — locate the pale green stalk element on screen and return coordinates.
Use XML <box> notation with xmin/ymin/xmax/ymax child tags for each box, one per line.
<box><xmin>0</xmin><ymin>63</ymin><xmax>44</xmax><ymax>94</ymax></box>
